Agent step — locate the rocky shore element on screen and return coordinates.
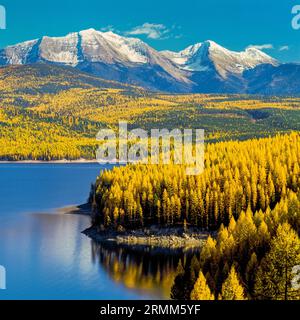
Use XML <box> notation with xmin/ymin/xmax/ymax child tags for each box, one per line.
<box><xmin>63</xmin><ymin>203</ymin><xmax>210</xmax><ymax>249</ymax></box>
<box><xmin>83</xmin><ymin>225</ymin><xmax>210</xmax><ymax>249</ymax></box>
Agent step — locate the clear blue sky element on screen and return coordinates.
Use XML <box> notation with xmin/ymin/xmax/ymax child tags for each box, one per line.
<box><xmin>0</xmin><ymin>0</ymin><xmax>299</xmax><ymax>62</ymax></box>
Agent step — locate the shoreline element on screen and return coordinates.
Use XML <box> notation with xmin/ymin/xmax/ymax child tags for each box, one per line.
<box><xmin>0</xmin><ymin>159</ymin><xmax>99</xmax><ymax>164</ymax></box>
<box><xmin>83</xmin><ymin>225</ymin><xmax>210</xmax><ymax>249</ymax></box>
<box><xmin>60</xmin><ymin>203</ymin><xmax>210</xmax><ymax>249</ymax></box>
<box><xmin>57</xmin><ymin>203</ymin><xmax>92</xmax><ymax>216</ymax></box>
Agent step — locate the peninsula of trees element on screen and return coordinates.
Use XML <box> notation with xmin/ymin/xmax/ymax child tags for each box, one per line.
<box><xmin>91</xmin><ymin>133</ymin><xmax>300</xmax><ymax>300</ymax></box>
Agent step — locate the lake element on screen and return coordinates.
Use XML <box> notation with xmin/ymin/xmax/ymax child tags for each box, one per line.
<box><xmin>0</xmin><ymin>163</ymin><xmax>194</xmax><ymax>299</ymax></box>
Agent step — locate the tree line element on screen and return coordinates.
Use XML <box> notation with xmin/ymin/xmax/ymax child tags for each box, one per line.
<box><xmin>92</xmin><ymin>133</ymin><xmax>300</xmax><ymax>231</ymax></box>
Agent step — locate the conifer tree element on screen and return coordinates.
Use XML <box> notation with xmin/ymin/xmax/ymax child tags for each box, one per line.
<box><xmin>245</xmin><ymin>252</ymin><xmax>258</xmax><ymax>296</ymax></box>
<box><xmin>254</xmin><ymin>223</ymin><xmax>300</xmax><ymax>300</ymax></box>
<box><xmin>191</xmin><ymin>271</ymin><xmax>215</xmax><ymax>300</ymax></box>
<box><xmin>220</xmin><ymin>266</ymin><xmax>246</xmax><ymax>300</ymax></box>
<box><xmin>255</xmin><ymin>221</ymin><xmax>270</xmax><ymax>257</ymax></box>
<box><xmin>205</xmin><ymin>271</ymin><xmax>216</xmax><ymax>294</ymax></box>
<box><xmin>170</xmin><ymin>260</ymin><xmax>185</xmax><ymax>300</ymax></box>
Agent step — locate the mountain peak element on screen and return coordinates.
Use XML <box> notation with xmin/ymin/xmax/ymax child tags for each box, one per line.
<box><xmin>0</xmin><ymin>29</ymin><xmax>282</xmax><ymax>93</ymax></box>
<box><xmin>162</xmin><ymin>40</ymin><xmax>277</xmax><ymax>76</ymax></box>
<box><xmin>202</xmin><ymin>40</ymin><xmax>218</xmax><ymax>46</ymax></box>
<box><xmin>79</xmin><ymin>28</ymin><xmax>101</xmax><ymax>37</ymax></box>
<box><xmin>82</xmin><ymin>28</ymin><xmax>97</xmax><ymax>33</ymax></box>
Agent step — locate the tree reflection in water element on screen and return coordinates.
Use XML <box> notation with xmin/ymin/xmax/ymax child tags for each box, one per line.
<box><xmin>91</xmin><ymin>241</ymin><xmax>200</xmax><ymax>299</ymax></box>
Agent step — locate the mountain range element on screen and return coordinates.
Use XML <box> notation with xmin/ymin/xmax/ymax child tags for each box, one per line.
<box><xmin>0</xmin><ymin>28</ymin><xmax>299</xmax><ymax>94</ymax></box>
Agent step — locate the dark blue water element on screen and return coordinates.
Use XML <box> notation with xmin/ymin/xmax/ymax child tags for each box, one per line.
<box><xmin>0</xmin><ymin>163</ymin><xmax>161</xmax><ymax>300</ymax></box>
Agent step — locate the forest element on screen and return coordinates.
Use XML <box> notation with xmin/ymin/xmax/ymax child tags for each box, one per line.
<box><xmin>91</xmin><ymin>133</ymin><xmax>300</xmax><ymax>300</ymax></box>
<box><xmin>92</xmin><ymin>133</ymin><xmax>299</xmax><ymax>230</ymax></box>
<box><xmin>171</xmin><ymin>196</ymin><xmax>300</xmax><ymax>300</ymax></box>
<box><xmin>1</xmin><ymin>65</ymin><xmax>300</xmax><ymax>299</ymax></box>
<box><xmin>1</xmin><ymin>64</ymin><xmax>300</xmax><ymax>160</ymax></box>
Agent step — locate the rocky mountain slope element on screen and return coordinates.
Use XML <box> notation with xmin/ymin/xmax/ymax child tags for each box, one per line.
<box><xmin>0</xmin><ymin>29</ymin><xmax>298</xmax><ymax>94</ymax></box>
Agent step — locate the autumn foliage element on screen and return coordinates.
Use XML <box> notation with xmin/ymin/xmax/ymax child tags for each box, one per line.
<box><xmin>93</xmin><ymin>133</ymin><xmax>300</xmax><ymax>231</ymax></box>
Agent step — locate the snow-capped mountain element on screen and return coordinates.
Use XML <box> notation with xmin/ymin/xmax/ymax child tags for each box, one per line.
<box><xmin>161</xmin><ymin>40</ymin><xmax>278</xmax><ymax>77</ymax></box>
<box><xmin>0</xmin><ymin>28</ymin><xmax>293</xmax><ymax>94</ymax></box>
<box><xmin>0</xmin><ymin>29</ymin><xmax>192</xmax><ymax>92</ymax></box>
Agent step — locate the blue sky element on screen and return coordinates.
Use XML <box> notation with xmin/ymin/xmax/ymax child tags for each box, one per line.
<box><xmin>0</xmin><ymin>0</ymin><xmax>299</xmax><ymax>62</ymax></box>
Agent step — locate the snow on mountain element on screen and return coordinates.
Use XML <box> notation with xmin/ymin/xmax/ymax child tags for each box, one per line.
<box><xmin>161</xmin><ymin>40</ymin><xmax>278</xmax><ymax>78</ymax></box>
<box><xmin>39</xmin><ymin>32</ymin><xmax>79</xmax><ymax>66</ymax></box>
<box><xmin>76</xmin><ymin>28</ymin><xmax>149</xmax><ymax>64</ymax></box>
<box><xmin>162</xmin><ymin>43</ymin><xmax>202</xmax><ymax>66</ymax></box>
<box><xmin>97</xmin><ymin>30</ymin><xmax>149</xmax><ymax>63</ymax></box>
<box><xmin>0</xmin><ymin>39</ymin><xmax>39</xmax><ymax>65</ymax></box>
<box><xmin>1</xmin><ymin>29</ymin><xmax>152</xmax><ymax>66</ymax></box>
<box><xmin>0</xmin><ymin>29</ymin><xmax>283</xmax><ymax>93</ymax></box>
<box><xmin>0</xmin><ymin>29</ymin><xmax>191</xmax><ymax>88</ymax></box>
<box><xmin>77</xmin><ymin>29</ymin><xmax>190</xmax><ymax>84</ymax></box>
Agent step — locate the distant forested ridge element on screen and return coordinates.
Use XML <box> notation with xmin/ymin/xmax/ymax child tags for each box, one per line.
<box><xmin>1</xmin><ymin>65</ymin><xmax>300</xmax><ymax>160</ymax></box>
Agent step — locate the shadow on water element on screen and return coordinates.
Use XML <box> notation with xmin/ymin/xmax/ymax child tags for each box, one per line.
<box><xmin>90</xmin><ymin>240</ymin><xmax>201</xmax><ymax>299</ymax></box>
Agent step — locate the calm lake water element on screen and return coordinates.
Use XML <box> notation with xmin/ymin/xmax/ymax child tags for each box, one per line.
<box><xmin>0</xmin><ymin>164</ymin><xmax>192</xmax><ymax>300</ymax></box>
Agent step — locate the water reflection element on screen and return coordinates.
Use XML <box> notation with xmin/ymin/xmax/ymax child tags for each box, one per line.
<box><xmin>0</xmin><ymin>164</ymin><xmax>200</xmax><ymax>299</ymax></box>
<box><xmin>90</xmin><ymin>241</ymin><xmax>200</xmax><ymax>299</ymax></box>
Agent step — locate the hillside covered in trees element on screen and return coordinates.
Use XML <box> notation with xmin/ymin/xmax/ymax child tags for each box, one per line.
<box><xmin>171</xmin><ymin>197</ymin><xmax>300</xmax><ymax>300</ymax></box>
<box><xmin>91</xmin><ymin>133</ymin><xmax>300</xmax><ymax>300</ymax></box>
<box><xmin>1</xmin><ymin>64</ymin><xmax>300</xmax><ymax>160</ymax></box>
<box><xmin>92</xmin><ymin>133</ymin><xmax>299</xmax><ymax>230</ymax></box>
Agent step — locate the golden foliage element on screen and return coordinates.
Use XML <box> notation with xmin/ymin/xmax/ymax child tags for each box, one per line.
<box><xmin>94</xmin><ymin>133</ymin><xmax>300</xmax><ymax>230</ymax></box>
